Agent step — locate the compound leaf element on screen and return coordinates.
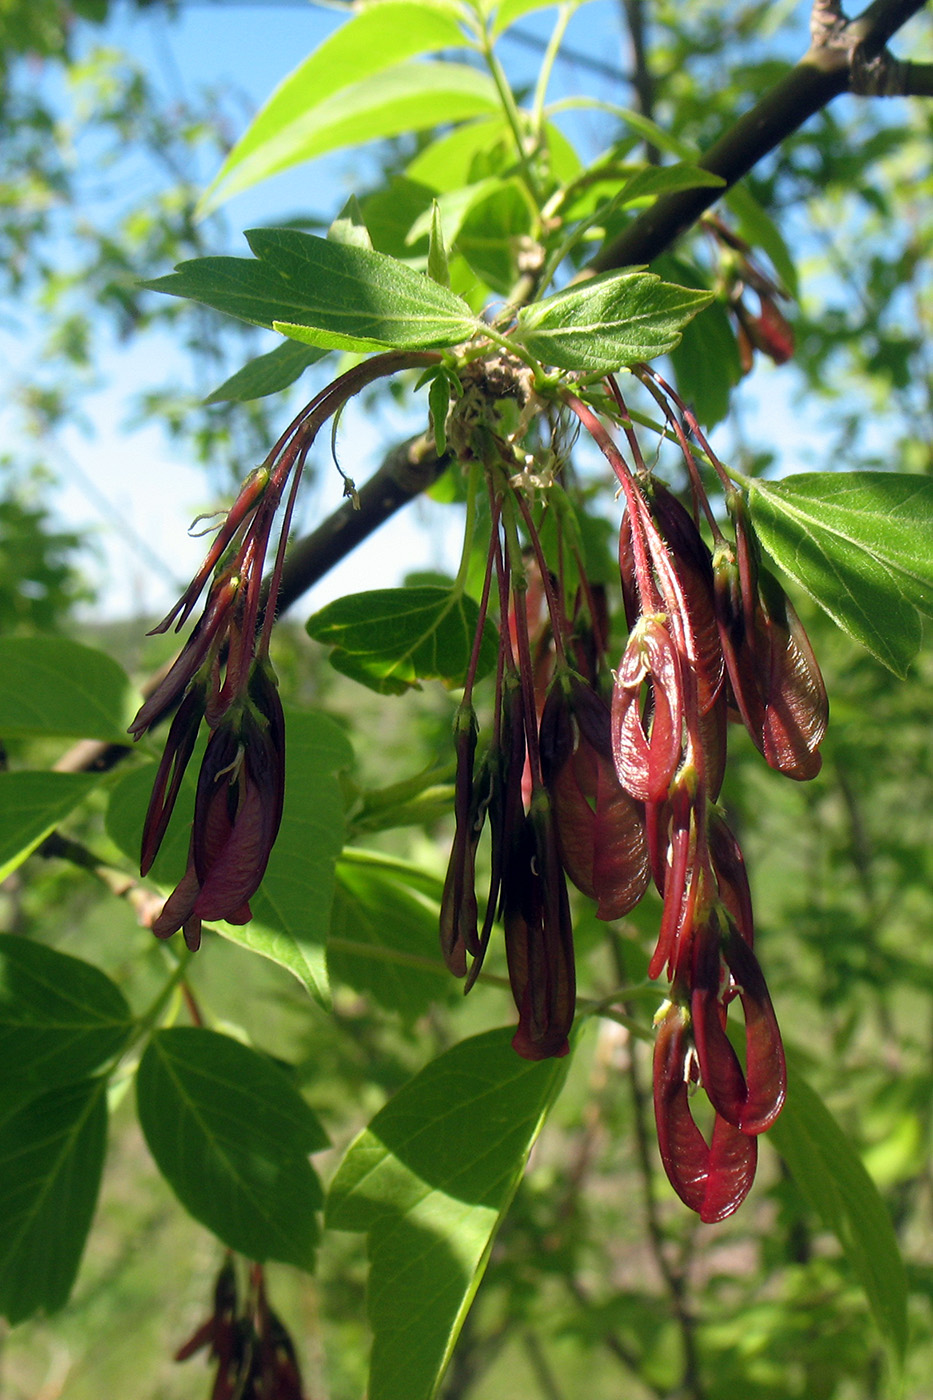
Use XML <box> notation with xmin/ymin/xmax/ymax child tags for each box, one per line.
<box><xmin>0</xmin><ymin>1077</ymin><xmax>108</xmax><ymax>1325</ymax></box>
<box><xmin>137</xmin><ymin>1027</ymin><xmax>328</xmax><ymax>1271</ymax></box>
<box><xmin>307</xmin><ymin>586</ymin><xmax>498</xmax><ymax>694</ymax></box>
<box><xmin>327</xmin><ymin>1027</ymin><xmax>571</xmax><ymax>1400</ymax></box>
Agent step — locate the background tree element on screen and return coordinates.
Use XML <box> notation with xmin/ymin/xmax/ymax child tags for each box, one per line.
<box><xmin>1</xmin><ymin>2</ymin><xmax>932</xmax><ymax>1399</ymax></box>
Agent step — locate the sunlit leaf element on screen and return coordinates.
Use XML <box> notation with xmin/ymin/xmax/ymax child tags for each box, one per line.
<box><xmin>615</xmin><ymin>163</ymin><xmax>726</xmax><ymax>203</ymax></box>
<box><xmin>457</xmin><ymin>179</ymin><xmax>535</xmax><ymax>293</ymax></box>
<box><xmin>199</xmin><ymin>2</ymin><xmax>475</xmax><ymax>211</ymax></box>
<box><xmin>306</xmin><ymin>586</ymin><xmax>498</xmax><ymax>694</ymax></box>
<box><xmin>749</xmin><ymin>471</ymin><xmax>933</xmax><ymax>676</ymax></box>
<box><xmin>0</xmin><ymin>638</ymin><xmax>138</xmax><ymax>741</ymax></box>
<box><xmin>204</xmin><ymin>339</ymin><xmax>326</xmax><ymax>404</ymax></box>
<box><xmin>0</xmin><ymin>935</ymin><xmax>133</xmax><ymax>1110</ymax></box>
<box><xmin>202</xmin><ymin>40</ymin><xmax>496</xmax><ymax>213</ymax></box>
<box><xmin>406</xmin><ymin>117</ymin><xmax>512</xmax><ymax>191</ymax></box>
<box><xmin>329</xmin><ymin>194</ymin><xmax>375</xmax><ymax>250</ymax></box>
<box><xmin>137</xmin><ymin>1027</ymin><xmax>328</xmax><ymax>1271</ymax></box>
<box><xmin>327</xmin><ymin>1027</ymin><xmax>571</xmax><ymax>1400</ymax></box>
<box><xmin>242</xmin><ymin>228</ymin><xmax>477</xmax><ymax>352</ymax></box>
<box><xmin>492</xmin><ymin>0</ymin><xmax>595</xmax><ymax>34</ymax></box>
<box><xmin>513</xmin><ymin>271</ymin><xmax>712</xmax><ymax>373</ymax></box>
<box><xmin>0</xmin><ymin>1078</ymin><xmax>107</xmax><ymax>1325</ymax></box>
<box><xmin>769</xmin><ymin>1061</ymin><xmax>908</xmax><ymax>1364</ymax></box>
<box><xmin>0</xmin><ymin>772</ymin><xmax>103</xmax><ymax>884</ymax></box>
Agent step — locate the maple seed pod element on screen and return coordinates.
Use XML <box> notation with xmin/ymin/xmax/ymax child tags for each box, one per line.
<box><xmin>714</xmin><ymin>539</ymin><xmax>827</xmax><ymax>780</ymax></box>
<box><xmin>690</xmin><ymin>911</ymin><xmax>786</xmax><ymax>1135</ymax></box>
<box><xmin>439</xmin><ymin>703</ymin><xmax>481</xmax><ymax>976</ymax></box>
<box><xmin>653</xmin><ymin>1002</ymin><xmax>758</xmax><ymax>1223</ymax></box>
<box><xmin>611</xmin><ymin>617</ymin><xmax>685</xmax><ymax>803</ymax></box>
<box><xmin>645</xmin><ymin>480</ymin><xmax>724</xmax><ymax>714</ymax></box>
<box><xmin>708</xmin><ymin>811</ymin><xmax>754</xmax><ymax>947</ymax></box>
<box><xmin>503</xmin><ymin>799</ymin><xmax>575</xmax><ymax>1061</ymax></box>
<box><xmin>750</xmin><ymin>295</ymin><xmax>795</xmax><ymax>364</ymax></box>
<box><xmin>140</xmin><ymin>682</ymin><xmax>206</xmax><ymax>877</ymax></box>
<box><xmin>151</xmin><ymin>660</ymin><xmax>286</xmax><ymax>950</ymax></box>
<box><xmin>757</xmin><ymin>568</ymin><xmax>828</xmax><ymax>778</ymax></box>
<box><xmin>540</xmin><ymin>679</ymin><xmax>649</xmax><ymax>921</ymax></box>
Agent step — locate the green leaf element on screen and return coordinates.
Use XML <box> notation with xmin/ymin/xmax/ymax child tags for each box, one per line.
<box><xmin>769</xmin><ymin>1061</ymin><xmax>908</xmax><ymax>1364</ymax></box>
<box><xmin>0</xmin><ymin>638</ymin><xmax>138</xmax><ymax>741</ymax></box>
<box><xmin>224</xmin><ymin>709</ymin><xmax>352</xmax><ymax>1007</ymax></box>
<box><xmin>407</xmin><ymin>117</ymin><xmax>510</xmax><ymax>192</ymax></box>
<box><xmin>0</xmin><ymin>1077</ymin><xmax>108</xmax><ymax>1324</ymax></box>
<box><xmin>204</xmin><ymin>339</ymin><xmax>326</xmax><ymax>404</ymax></box>
<box><xmin>200</xmin><ymin>2</ymin><xmax>475</xmax><ymax>211</ymax></box>
<box><xmin>512</xmin><ymin>271</ymin><xmax>712</xmax><ymax>373</ymax></box>
<box><xmin>362</xmin><ymin>175</ymin><xmax>436</xmax><ymax>258</ymax></box>
<box><xmin>329</xmin><ymin>194</ymin><xmax>375</xmax><ymax>250</ymax></box>
<box><xmin>328</xmin><ymin>858</ymin><xmax>450</xmax><ymax>1021</ymax></box>
<box><xmin>0</xmin><ymin>935</ymin><xmax>134</xmax><ymax>1110</ymax></box>
<box><xmin>243</xmin><ymin>227</ymin><xmax>477</xmax><ymax>353</ymax></box>
<box><xmin>306</xmin><ymin>586</ymin><xmax>498</xmax><ymax>694</ymax></box>
<box><xmin>326</xmin><ymin>1028</ymin><xmax>571</xmax><ymax>1400</ymax></box>
<box><xmin>427</xmin><ymin>202</ymin><xmax>450</xmax><ymax>287</ymax></box>
<box><xmin>0</xmin><ymin>771</ymin><xmax>103</xmax><ymax>884</ymax></box>
<box><xmin>407</xmin><ymin>176</ymin><xmax>505</xmax><ymax>248</ymax></box>
<box><xmin>725</xmin><ymin>180</ymin><xmax>799</xmax><ymax>298</ymax></box>
<box><xmin>408</xmin><ymin>116</ymin><xmax>579</xmax><ymax>193</ymax></box>
<box><xmin>492</xmin><ymin>0</ymin><xmax>594</xmax><ymax>34</ymax></box>
<box><xmin>137</xmin><ymin>1027</ymin><xmax>328</xmax><ymax>1271</ymax></box>
<box><xmin>428</xmin><ymin>370</ymin><xmax>451</xmax><ymax>454</ymax></box>
<box><xmin>555</xmin><ymin>101</ymin><xmax>698</xmax><ymax>163</ymax></box>
<box><xmin>655</xmin><ymin>253</ymin><xmax>742</xmax><ymax>426</ymax></box>
<box><xmin>201</xmin><ymin>43</ymin><xmax>497</xmax><ymax>213</ymax></box>
<box><xmin>615</xmin><ymin>163</ymin><xmax>726</xmax><ymax>203</ymax></box>
<box><xmin>748</xmin><ymin>471</ymin><xmax>933</xmax><ymax>676</ymax></box>
<box><xmin>457</xmin><ymin>179</ymin><xmax>535</xmax><ymax>294</ymax></box>
<box><xmin>144</xmin><ymin>255</ymin><xmax>339</xmax><ymax>331</ymax></box>
<box><xmin>107</xmin><ymin>710</ymin><xmax>351</xmax><ymax>1006</ymax></box>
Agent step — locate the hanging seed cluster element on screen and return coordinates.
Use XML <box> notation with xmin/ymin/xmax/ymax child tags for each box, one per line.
<box><xmin>442</xmin><ymin>364</ymin><xmax>827</xmax><ymax>1221</ymax></box>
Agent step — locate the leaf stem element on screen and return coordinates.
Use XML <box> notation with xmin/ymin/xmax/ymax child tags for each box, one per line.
<box><xmin>531</xmin><ymin>3</ymin><xmax>579</xmax><ymax>137</ymax></box>
<box><xmin>480</xmin><ymin>31</ymin><xmax>541</xmax><ymax>207</ymax></box>
<box><xmin>454</xmin><ymin>458</ymin><xmax>482</xmax><ymax>596</ymax></box>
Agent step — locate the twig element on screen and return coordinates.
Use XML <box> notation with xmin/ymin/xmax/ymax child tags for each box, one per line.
<box><xmin>592</xmin><ymin>0</ymin><xmax>929</xmax><ymax>272</ymax></box>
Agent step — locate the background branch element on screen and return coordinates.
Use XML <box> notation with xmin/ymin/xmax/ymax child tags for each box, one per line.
<box><xmin>592</xmin><ymin>0</ymin><xmax>927</xmax><ymax>271</ymax></box>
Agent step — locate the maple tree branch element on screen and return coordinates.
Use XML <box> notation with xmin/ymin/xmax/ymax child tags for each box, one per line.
<box><xmin>591</xmin><ymin>0</ymin><xmax>928</xmax><ymax>272</ymax></box>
